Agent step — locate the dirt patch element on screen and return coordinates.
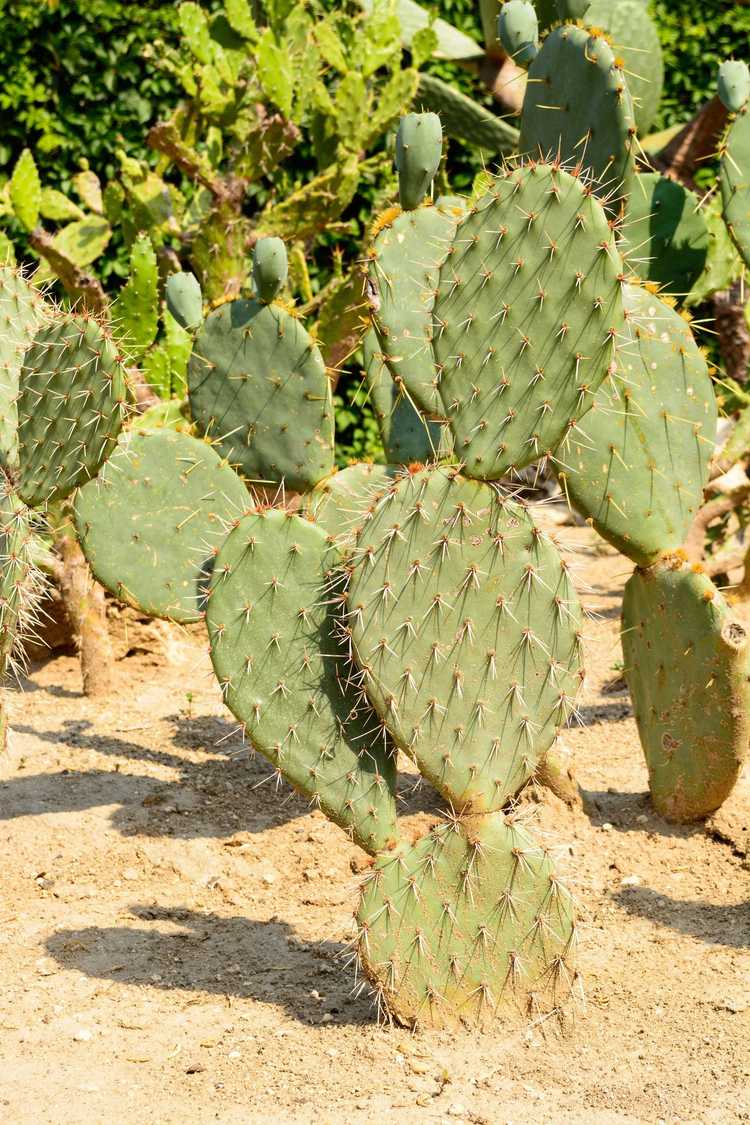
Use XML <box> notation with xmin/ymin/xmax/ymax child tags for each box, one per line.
<box><xmin>1</xmin><ymin>526</ymin><xmax>748</xmax><ymax>1124</ymax></box>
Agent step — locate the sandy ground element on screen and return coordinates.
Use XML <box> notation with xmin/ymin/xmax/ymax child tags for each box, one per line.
<box><xmin>1</xmin><ymin>525</ymin><xmax>748</xmax><ymax>1125</ymax></box>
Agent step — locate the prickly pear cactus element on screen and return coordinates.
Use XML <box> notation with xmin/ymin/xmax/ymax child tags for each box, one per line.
<box><xmin>302</xmin><ymin>461</ymin><xmax>400</xmax><ymax>542</ymax></box>
<box><xmin>357</xmin><ymin>811</ymin><xmax>577</xmax><ymax>1028</ymax></box>
<box><xmin>519</xmin><ymin>23</ymin><xmax>637</xmax><ymax>213</ymax></box>
<box><xmin>625</xmin><ymin>174</ymin><xmax>708</xmax><ymax>296</ymax></box>
<box><xmin>622</xmin><ymin>557</ymin><xmax>750</xmax><ymax>822</ymax></box>
<box><xmin>363</xmin><ymin>328</ymin><xmax>445</xmax><ymax>464</ymax></box>
<box><xmin>17</xmin><ymin>314</ymin><xmax>128</xmax><ymax>507</ymax></box>
<box><xmin>347</xmin><ymin>466</ymin><xmax>584</xmax><ymax>810</ymax></box>
<box><xmin>585</xmin><ymin>0</ymin><xmax>663</xmax><ymax>135</ymax></box>
<box><xmin>395</xmin><ymin>112</ymin><xmax>443</xmax><ymax>212</ymax></box>
<box><xmin>188</xmin><ymin>297</ymin><xmax>334</xmax><ymax>493</ymax></box>
<box><xmin>166</xmin><ymin>272</ymin><xmax>204</xmax><ymax>332</ymax></box>
<box><xmin>433</xmin><ymin>162</ymin><xmax>625</xmax><ymax>480</ymax></box>
<box><xmin>206</xmin><ymin>510</ymin><xmax>398</xmax><ymax>855</ymax></box>
<box><xmin>74</xmin><ymin>429</ymin><xmax>249</xmax><ymax>623</ymax></box>
<box><xmin>368</xmin><ymin>195</ymin><xmax>463</xmax><ymax>419</ymax></box>
<box><xmin>498</xmin><ymin>1</ymin><xmax>539</xmax><ymax>68</ymax></box>
<box><xmin>0</xmin><ymin>474</ymin><xmax>40</xmax><ymax>677</ymax></box>
<box><xmin>0</xmin><ymin>267</ymin><xmax>47</xmax><ymax>471</ymax></box>
<box><xmin>558</xmin><ymin>285</ymin><xmax>716</xmax><ymax>565</ymax></box>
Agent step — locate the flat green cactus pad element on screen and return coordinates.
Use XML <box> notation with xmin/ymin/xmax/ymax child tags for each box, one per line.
<box><xmin>434</xmin><ymin>162</ymin><xmax>625</xmax><ymax>480</ymax></box>
<box><xmin>357</xmin><ymin>811</ymin><xmax>577</xmax><ymax>1028</ymax></box>
<box><xmin>720</xmin><ymin>105</ymin><xmax>750</xmax><ymax>268</ymax></box>
<box><xmin>520</xmin><ymin>25</ymin><xmax>636</xmax><ymax>213</ymax></box>
<box><xmin>368</xmin><ymin>199</ymin><xmax>462</xmax><ymax>418</ymax></box>
<box><xmin>206</xmin><ymin>509</ymin><xmax>399</xmax><ymax>855</ymax></box>
<box><xmin>347</xmin><ymin>467</ymin><xmax>584</xmax><ymax>811</ymax></box>
<box><xmin>188</xmin><ymin>299</ymin><xmax>334</xmax><ymax>493</ymax></box>
<box><xmin>558</xmin><ymin>285</ymin><xmax>715</xmax><ymax>565</ymax></box>
<box><xmin>0</xmin><ymin>475</ymin><xmax>38</xmax><ymax>677</ymax></box>
<box><xmin>302</xmin><ymin>461</ymin><xmax>401</xmax><ymax>543</ymax></box>
<box><xmin>585</xmin><ymin>0</ymin><xmax>663</xmax><ymax>135</ymax></box>
<box><xmin>74</xmin><ymin>429</ymin><xmax>249</xmax><ymax>623</ymax></box>
<box><xmin>625</xmin><ymin>174</ymin><xmax>708</xmax><ymax>296</ymax></box>
<box><xmin>622</xmin><ymin>558</ymin><xmax>750</xmax><ymax>822</ymax></box>
<box><xmin>0</xmin><ymin>267</ymin><xmax>45</xmax><ymax>472</ymax></box>
<box><xmin>18</xmin><ymin>315</ymin><xmax>128</xmax><ymax>507</ymax></box>
<box><xmin>363</xmin><ymin>327</ymin><xmax>445</xmax><ymax>464</ymax></box>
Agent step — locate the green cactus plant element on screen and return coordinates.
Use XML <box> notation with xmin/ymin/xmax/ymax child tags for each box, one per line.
<box><xmin>719</xmin><ymin>63</ymin><xmax>750</xmax><ymax>268</ymax></box>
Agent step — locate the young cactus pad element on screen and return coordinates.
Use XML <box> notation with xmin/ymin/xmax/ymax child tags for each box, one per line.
<box><xmin>302</xmin><ymin>461</ymin><xmax>401</xmax><ymax>543</ymax></box>
<box><xmin>253</xmin><ymin>237</ymin><xmax>288</xmax><ymax>304</ymax></box>
<box><xmin>622</xmin><ymin>558</ymin><xmax>750</xmax><ymax>822</ymax></box>
<box><xmin>717</xmin><ymin>60</ymin><xmax>750</xmax><ymax>114</ymax></box>
<box><xmin>347</xmin><ymin>466</ymin><xmax>584</xmax><ymax>812</ymax></box>
<box><xmin>165</xmin><ymin>272</ymin><xmax>204</xmax><ymax>332</ymax></box>
<box><xmin>720</xmin><ymin>96</ymin><xmax>750</xmax><ymax>268</ymax></box>
<box><xmin>497</xmin><ymin>1</ymin><xmax>539</xmax><ymax>69</ymax></box>
<box><xmin>206</xmin><ymin>510</ymin><xmax>398</xmax><ymax>855</ymax></box>
<box><xmin>17</xmin><ymin>314</ymin><xmax>128</xmax><ymax>508</ymax></box>
<box><xmin>188</xmin><ymin>298</ymin><xmax>334</xmax><ymax>493</ymax></box>
<box><xmin>357</xmin><ymin>811</ymin><xmax>577</xmax><ymax>1029</ymax></box>
<box><xmin>557</xmin><ymin>285</ymin><xmax>716</xmax><ymax>566</ymax></box>
<box><xmin>519</xmin><ymin>25</ymin><xmax>636</xmax><ymax>214</ymax></box>
<box><xmin>624</xmin><ymin>174</ymin><xmax>708</xmax><ymax>297</ymax></box>
<box><xmin>395</xmin><ymin>113</ymin><xmax>443</xmax><ymax>212</ymax></box>
<box><xmin>433</xmin><ymin>162</ymin><xmax>625</xmax><ymax>480</ymax></box>
<box><xmin>0</xmin><ymin>266</ymin><xmax>46</xmax><ymax>472</ymax></box>
<box><xmin>368</xmin><ymin>197</ymin><xmax>463</xmax><ymax>418</ymax></box>
<box><xmin>74</xmin><ymin>429</ymin><xmax>249</xmax><ymax>623</ymax></box>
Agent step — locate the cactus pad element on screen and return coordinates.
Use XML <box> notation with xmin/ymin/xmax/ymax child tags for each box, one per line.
<box><xmin>498</xmin><ymin>1</ymin><xmax>539</xmax><ymax>69</ymax></box>
<box><xmin>302</xmin><ymin>461</ymin><xmax>400</xmax><ymax>542</ymax></box>
<box><xmin>17</xmin><ymin>314</ymin><xmax>128</xmax><ymax>507</ymax></box>
<box><xmin>0</xmin><ymin>475</ymin><xmax>39</xmax><ymax>677</ymax></box>
<box><xmin>74</xmin><ymin>430</ymin><xmax>249</xmax><ymax>623</ymax></box>
<box><xmin>558</xmin><ymin>285</ymin><xmax>715</xmax><ymax>565</ymax></box>
<box><xmin>253</xmin><ymin>236</ymin><xmax>288</xmax><ymax>304</ymax></box>
<box><xmin>206</xmin><ymin>509</ymin><xmax>398</xmax><ymax>854</ymax></box>
<box><xmin>720</xmin><ymin>104</ymin><xmax>750</xmax><ymax>268</ymax></box>
<box><xmin>625</xmin><ymin>174</ymin><xmax>708</xmax><ymax>296</ymax></box>
<box><xmin>395</xmin><ymin>113</ymin><xmax>443</xmax><ymax>211</ymax></box>
<box><xmin>434</xmin><ymin>162</ymin><xmax>625</xmax><ymax>480</ymax></box>
<box><xmin>718</xmin><ymin>60</ymin><xmax>750</xmax><ymax>114</ymax></box>
<box><xmin>622</xmin><ymin>558</ymin><xmax>750</xmax><ymax>822</ymax></box>
<box><xmin>368</xmin><ymin>199</ymin><xmax>462</xmax><ymax>418</ymax></box>
<box><xmin>0</xmin><ymin>267</ymin><xmax>46</xmax><ymax>471</ymax></box>
<box><xmin>347</xmin><ymin>467</ymin><xmax>584</xmax><ymax>811</ymax></box>
<box><xmin>585</xmin><ymin>0</ymin><xmax>663</xmax><ymax>135</ymax></box>
<box><xmin>188</xmin><ymin>299</ymin><xmax>334</xmax><ymax>492</ymax></box>
<box><xmin>166</xmin><ymin>272</ymin><xmax>204</xmax><ymax>332</ymax></box>
<box><xmin>357</xmin><ymin>811</ymin><xmax>577</xmax><ymax>1028</ymax></box>
<box><xmin>363</xmin><ymin>328</ymin><xmax>444</xmax><ymax>464</ymax></box>
<box><xmin>519</xmin><ymin>25</ymin><xmax>636</xmax><ymax>213</ymax></box>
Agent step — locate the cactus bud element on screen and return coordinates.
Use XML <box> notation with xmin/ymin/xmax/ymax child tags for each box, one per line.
<box><xmin>395</xmin><ymin>112</ymin><xmax>443</xmax><ymax>211</ymax></box>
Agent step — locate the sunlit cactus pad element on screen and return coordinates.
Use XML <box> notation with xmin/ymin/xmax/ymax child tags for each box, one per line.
<box><xmin>0</xmin><ymin>266</ymin><xmax>46</xmax><ymax>471</ymax></box>
<box><xmin>434</xmin><ymin>162</ymin><xmax>625</xmax><ymax>479</ymax></box>
<box><xmin>559</xmin><ymin>285</ymin><xmax>715</xmax><ymax>566</ymax></box>
<box><xmin>188</xmin><ymin>299</ymin><xmax>334</xmax><ymax>492</ymax></box>
<box><xmin>357</xmin><ymin>811</ymin><xmax>577</xmax><ymax>1029</ymax></box>
<box><xmin>17</xmin><ymin>314</ymin><xmax>127</xmax><ymax>507</ymax></box>
<box><xmin>347</xmin><ymin>467</ymin><xmax>584</xmax><ymax>811</ymax></box>
<box><xmin>0</xmin><ymin>474</ymin><xmax>40</xmax><ymax>676</ymax></box>
<box><xmin>206</xmin><ymin>510</ymin><xmax>398</xmax><ymax>855</ymax></box>
<box><xmin>74</xmin><ymin>429</ymin><xmax>249</xmax><ymax>623</ymax></box>
<box><xmin>720</xmin><ymin>104</ymin><xmax>750</xmax><ymax>268</ymax></box>
<box><xmin>625</xmin><ymin>174</ymin><xmax>708</xmax><ymax>296</ymax></box>
<box><xmin>520</xmin><ymin>25</ymin><xmax>636</xmax><ymax>212</ymax></box>
<box><xmin>585</xmin><ymin>0</ymin><xmax>663</xmax><ymax>135</ymax></box>
<box><xmin>368</xmin><ymin>199</ymin><xmax>462</xmax><ymax>417</ymax></box>
<box><xmin>622</xmin><ymin>558</ymin><xmax>750</xmax><ymax>822</ymax></box>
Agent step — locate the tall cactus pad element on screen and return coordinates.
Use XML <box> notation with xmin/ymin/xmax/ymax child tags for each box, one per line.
<box><xmin>622</xmin><ymin>559</ymin><xmax>750</xmax><ymax>822</ymax></box>
<box><xmin>166</xmin><ymin>272</ymin><xmax>203</xmax><ymax>332</ymax></box>
<box><xmin>0</xmin><ymin>476</ymin><xmax>38</xmax><ymax>676</ymax></box>
<box><xmin>558</xmin><ymin>286</ymin><xmax>715</xmax><ymax>566</ymax></box>
<box><xmin>625</xmin><ymin>174</ymin><xmax>708</xmax><ymax>296</ymax></box>
<box><xmin>347</xmin><ymin>467</ymin><xmax>584</xmax><ymax>811</ymax></box>
<box><xmin>395</xmin><ymin>113</ymin><xmax>443</xmax><ymax>212</ymax></box>
<box><xmin>188</xmin><ymin>299</ymin><xmax>334</xmax><ymax>492</ymax></box>
<box><xmin>18</xmin><ymin>315</ymin><xmax>127</xmax><ymax>507</ymax></box>
<box><xmin>720</xmin><ymin>105</ymin><xmax>750</xmax><ymax>268</ymax></box>
<box><xmin>0</xmin><ymin>267</ymin><xmax>46</xmax><ymax>471</ymax></box>
<box><xmin>519</xmin><ymin>25</ymin><xmax>636</xmax><ymax>213</ymax></box>
<box><xmin>253</xmin><ymin>237</ymin><xmax>288</xmax><ymax>304</ymax></box>
<box><xmin>368</xmin><ymin>200</ymin><xmax>461</xmax><ymax>418</ymax></box>
<box><xmin>363</xmin><ymin>328</ymin><xmax>445</xmax><ymax>464</ymax></box>
<box><xmin>74</xmin><ymin>430</ymin><xmax>249</xmax><ymax>623</ymax></box>
<box><xmin>206</xmin><ymin>510</ymin><xmax>398</xmax><ymax>855</ymax></box>
<box><xmin>303</xmin><ymin>462</ymin><xmax>400</xmax><ymax>542</ymax></box>
<box><xmin>357</xmin><ymin>812</ymin><xmax>577</xmax><ymax>1029</ymax></box>
<box><xmin>434</xmin><ymin>163</ymin><xmax>625</xmax><ymax>480</ymax></box>
<box><xmin>585</xmin><ymin>0</ymin><xmax>663</xmax><ymax>135</ymax></box>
